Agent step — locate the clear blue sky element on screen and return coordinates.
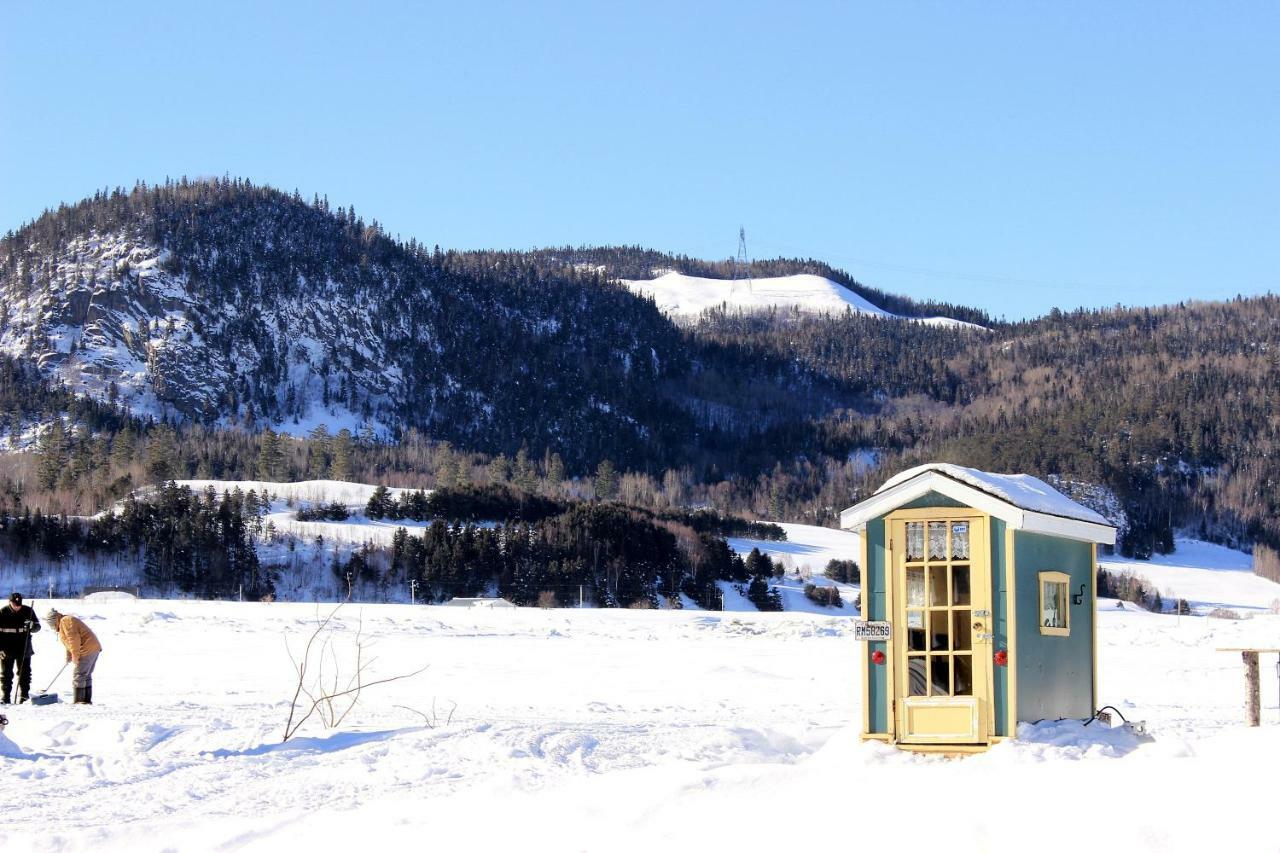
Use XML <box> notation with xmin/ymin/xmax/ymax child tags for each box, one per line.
<box><xmin>2</xmin><ymin>2</ymin><xmax>1276</xmax><ymax>320</ymax></box>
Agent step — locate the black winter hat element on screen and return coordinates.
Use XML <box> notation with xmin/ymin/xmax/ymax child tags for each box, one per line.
<box><xmin>7</xmin><ymin>592</ymin><xmax>20</xmax><ymax>605</ymax></box>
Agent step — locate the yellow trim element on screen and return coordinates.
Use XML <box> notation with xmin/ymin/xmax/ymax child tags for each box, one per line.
<box><xmin>860</xmin><ymin>529</ymin><xmax>870</xmax><ymax>737</ymax></box>
<box><xmin>885</xmin><ymin>510</ymin><xmax>990</xmax><ymax>746</ymax></box>
<box><xmin>861</xmin><ymin>732</ymin><xmax>892</xmax><ymax>742</ymax></box>
<box><xmin>1005</xmin><ymin>526</ymin><xmax>1018</xmax><ymax>737</ymax></box>
<box><xmin>885</xmin><ymin>523</ymin><xmax>896</xmax><ymax>739</ymax></box>
<box><xmin>1038</xmin><ymin>571</ymin><xmax>1071</xmax><ymax>636</ymax></box>
<box><xmin>884</xmin><ymin>506</ymin><xmax>976</xmax><ymax>521</ymax></box>
<box><xmin>893</xmin><ymin>742</ymin><xmax>993</xmax><ymax>756</ymax></box>
<box><xmin>1090</xmin><ymin>543</ymin><xmax>1098</xmax><ymax>712</ymax></box>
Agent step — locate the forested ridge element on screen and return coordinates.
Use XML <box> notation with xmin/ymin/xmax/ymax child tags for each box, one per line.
<box><xmin>2</xmin><ymin>178</ymin><xmax>1278</xmax><ymax>569</ymax></box>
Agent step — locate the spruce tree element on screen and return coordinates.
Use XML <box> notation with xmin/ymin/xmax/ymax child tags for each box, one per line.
<box><xmin>256</xmin><ymin>428</ymin><xmax>285</xmax><ymax>481</ymax></box>
<box><xmin>594</xmin><ymin>459</ymin><xmax>617</xmax><ymax>501</ymax></box>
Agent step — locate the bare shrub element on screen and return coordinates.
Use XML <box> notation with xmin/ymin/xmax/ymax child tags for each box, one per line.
<box><xmin>627</xmin><ymin>598</ymin><xmax>654</xmax><ymax>610</ymax></box>
<box><xmin>395</xmin><ymin>698</ymin><xmax>458</xmax><ymax>729</ymax></box>
<box><xmin>282</xmin><ymin>602</ymin><xmax>427</xmax><ymax>742</ymax></box>
<box><xmin>536</xmin><ymin>590</ymin><xmax>558</xmax><ymax>609</ymax></box>
<box><xmin>1255</xmin><ymin>544</ymin><xmax>1280</xmax><ymax>584</ymax></box>
<box><xmin>803</xmin><ymin>583</ymin><xmax>844</xmax><ymax>608</ymax></box>
<box><xmin>1207</xmin><ymin>607</ymin><xmax>1242</xmax><ymax>620</ymax></box>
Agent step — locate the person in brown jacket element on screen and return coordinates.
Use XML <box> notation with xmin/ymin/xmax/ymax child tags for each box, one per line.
<box><xmin>45</xmin><ymin>609</ymin><xmax>102</xmax><ymax>705</ymax></box>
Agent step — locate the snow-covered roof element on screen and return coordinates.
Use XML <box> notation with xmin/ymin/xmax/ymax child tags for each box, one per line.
<box><xmin>842</xmin><ymin>463</ymin><xmax>1116</xmax><ymax>545</ymax></box>
<box><xmin>876</xmin><ymin>464</ymin><xmax>1111</xmax><ymax>525</ymax></box>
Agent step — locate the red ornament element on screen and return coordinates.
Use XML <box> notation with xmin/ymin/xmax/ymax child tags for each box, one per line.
<box><xmin>994</xmin><ymin>649</ymin><xmax>1008</xmax><ymax>667</ymax></box>
<box><xmin>871</xmin><ymin>650</ymin><xmax>886</xmax><ymax>665</ymax></box>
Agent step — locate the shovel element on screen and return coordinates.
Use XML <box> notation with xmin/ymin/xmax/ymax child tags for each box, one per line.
<box><xmin>30</xmin><ymin>662</ymin><xmax>67</xmax><ymax>706</ymax></box>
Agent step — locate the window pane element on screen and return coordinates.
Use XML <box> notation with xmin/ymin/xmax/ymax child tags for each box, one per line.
<box><xmin>951</xmin><ymin>521</ymin><xmax>970</xmax><ymax>560</ymax></box>
<box><xmin>907</xmin><ymin>611</ymin><xmax>926</xmax><ymax>651</ymax></box>
<box><xmin>1043</xmin><ymin>581</ymin><xmax>1066</xmax><ymax>629</ymax></box>
<box><xmin>928</xmin><ymin>521</ymin><xmax>947</xmax><ymax>560</ymax></box>
<box><xmin>907</xmin><ymin>567</ymin><xmax>925</xmax><ymax>607</ymax></box>
<box><xmin>908</xmin><ymin>658</ymin><xmax>927</xmax><ymax>696</ymax></box>
<box><xmin>907</xmin><ymin>522</ymin><xmax>925</xmax><ymax>561</ymax></box>
<box><xmin>930</xmin><ymin>656</ymin><xmax>951</xmax><ymax>696</ymax></box>
<box><xmin>929</xmin><ymin>565</ymin><xmax>948</xmax><ymax>607</ymax></box>
<box><xmin>952</xmin><ymin>611</ymin><xmax>971</xmax><ymax>650</ymax></box>
<box><xmin>929</xmin><ymin>610</ymin><xmax>949</xmax><ymax>650</ymax></box>
<box><xmin>952</xmin><ymin>565</ymin><xmax>971</xmax><ymax>605</ymax></box>
<box><xmin>954</xmin><ymin>655</ymin><xmax>973</xmax><ymax>696</ymax></box>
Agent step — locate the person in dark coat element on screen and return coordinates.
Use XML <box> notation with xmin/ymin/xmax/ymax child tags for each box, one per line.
<box><xmin>0</xmin><ymin>592</ymin><xmax>41</xmax><ymax>704</ymax></box>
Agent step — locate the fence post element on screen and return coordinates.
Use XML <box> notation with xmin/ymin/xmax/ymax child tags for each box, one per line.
<box><xmin>1244</xmin><ymin>651</ymin><xmax>1260</xmax><ymax>726</ymax></box>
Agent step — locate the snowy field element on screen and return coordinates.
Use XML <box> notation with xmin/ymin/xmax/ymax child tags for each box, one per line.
<box><xmin>1101</xmin><ymin>537</ymin><xmax>1279</xmax><ymax>613</ymax></box>
<box><xmin>2</xmin><ymin>540</ymin><xmax>1279</xmax><ymax>852</ymax></box>
<box><xmin>620</xmin><ymin>270</ymin><xmax>985</xmax><ymax>328</ymax></box>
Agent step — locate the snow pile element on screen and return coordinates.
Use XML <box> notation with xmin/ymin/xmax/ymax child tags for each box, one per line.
<box><xmin>878</xmin><ymin>463</ymin><xmax>1113</xmax><ymax>525</ymax></box>
<box><xmin>620</xmin><ymin>271</ymin><xmax>984</xmax><ymax>328</ymax></box>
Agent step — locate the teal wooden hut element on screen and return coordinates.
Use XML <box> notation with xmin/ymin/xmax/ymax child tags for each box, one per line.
<box><xmin>840</xmin><ymin>464</ymin><xmax>1116</xmax><ymax>751</ymax></box>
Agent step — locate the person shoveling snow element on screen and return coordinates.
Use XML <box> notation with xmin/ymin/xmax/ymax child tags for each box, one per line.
<box><xmin>45</xmin><ymin>610</ymin><xmax>102</xmax><ymax>705</ymax></box>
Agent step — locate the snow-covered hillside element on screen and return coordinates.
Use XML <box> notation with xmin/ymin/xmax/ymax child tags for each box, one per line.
<box><xmin>1102</xmin><ymin>537</ymin><xmax>1278</xmax><ymax>613</ymax></box>
<box><xmin>621</xmin><ymin>270</ymin><xmax>984</xmax><ymax>328</ymax></box>
<box><xmin>726</xmin><ymin>522</ymin><xmax>861</xmax><ymax>614</ymax></box>
<box><xmin>1</xmin><ymin>583</ymin><xmax>1276</xmax><ymax>851</ymax></box>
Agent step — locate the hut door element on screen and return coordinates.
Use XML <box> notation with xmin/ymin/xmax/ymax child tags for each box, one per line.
<box><xmin>891</xmin><ymin>513</ymin><xmax>991</xmax><ymax>745</ymax></box>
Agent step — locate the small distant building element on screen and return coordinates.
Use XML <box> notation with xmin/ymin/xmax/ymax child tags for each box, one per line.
<box><xmin>841</xmin><ymin>464</ymin><xmax>1115</xmax><ymax>752</ymax></box>
<box><xmin>82</xmin><ymin>586</ymin><xmax>141</xmax><ymax>601</ymax></box>
<box><xmin>443</xmin><ymin>597</ymin><xmax>516</xmax><ymax>609</ymax></box>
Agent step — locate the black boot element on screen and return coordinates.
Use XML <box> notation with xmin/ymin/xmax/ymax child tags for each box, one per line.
<box><xmin>84</xmin><ymin>685</ymin><xmax>92</xmax><ymax>705</ymax></box>
<box><xmin>73</xmin><ymin>687</ymin><xmax>86</xmax><ymax>704</ymax></box>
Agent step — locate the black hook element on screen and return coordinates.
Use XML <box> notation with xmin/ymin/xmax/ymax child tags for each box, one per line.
<box><xmin>1072</xmin><ymin>583</ymin><xmax>1086</xmax><ymax>606</ymax></box>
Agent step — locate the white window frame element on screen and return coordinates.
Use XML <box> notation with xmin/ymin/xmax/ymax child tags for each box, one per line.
<box><xmin>1038</xmin><ymin>571</ymin><xmax>1070</xmax><ymax>637</ymax></box>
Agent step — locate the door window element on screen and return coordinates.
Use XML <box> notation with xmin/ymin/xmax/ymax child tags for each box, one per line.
<box><xmin>901</xmin><ymin>517</ymin><xmax>976</xmax><ymax>698</ymax></box>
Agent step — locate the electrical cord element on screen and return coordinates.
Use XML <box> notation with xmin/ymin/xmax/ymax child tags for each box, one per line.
<box><xmin>1083</xmin><ymin>704</ymin><xmax>1128</xmax><ymax>727</ymax></box>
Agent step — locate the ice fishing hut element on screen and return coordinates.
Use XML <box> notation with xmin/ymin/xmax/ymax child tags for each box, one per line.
<box><xmin>840</xmin><ymin>464</ymin><xmax>1116</xmax><ymax>751</ymax></box>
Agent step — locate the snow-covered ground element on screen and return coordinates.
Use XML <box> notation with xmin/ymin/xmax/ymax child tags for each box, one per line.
<box><xmin>174</xmin><ymin>477</ymin><xmax>430</xmax><ymax>546</ymax></box>
<box><xmin>1101</xmin><ymin>537</ymin><xmax>1279</xmax><ymax>614</ymax></box>
<box><xmin>620</xmin><ymin>270</ymin><xmax>984</xmax><ymax>328</ymax></box>
<box><xmin>727</xmin><ymin>522</ymin><xmax>860</xmax><ymax>614</ymax></box>
<box><xmin>2</xmin><ymin>541</ymin><xmax>1278</xmax><ymax>852</ymax></box>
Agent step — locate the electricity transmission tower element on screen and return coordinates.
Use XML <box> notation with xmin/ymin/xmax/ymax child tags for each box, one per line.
<box><xmin>732</xmin><ymin>226</ymin><xmax>752</xmax><ymax>293</ymax></box>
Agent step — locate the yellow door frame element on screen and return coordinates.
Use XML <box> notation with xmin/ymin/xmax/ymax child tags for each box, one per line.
<box><xmin>886</xmin><ymin>508</ymin><xmax>993</xmax><ymax>746</ymax></box>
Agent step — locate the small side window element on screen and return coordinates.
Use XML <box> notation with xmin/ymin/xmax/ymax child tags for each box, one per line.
<box><xmin>1039</xmin><ymin>571</ymin><xmax>1070</xmax><ymax>637</ymax></box>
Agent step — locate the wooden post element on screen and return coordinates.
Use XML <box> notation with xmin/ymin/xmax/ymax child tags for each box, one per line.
<box><xmin>1244</xmin><ymin>651</ymin><xmax>1260</xmax><ymax>727</ymax></box>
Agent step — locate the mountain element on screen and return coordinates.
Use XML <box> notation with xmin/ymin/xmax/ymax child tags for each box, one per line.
<box><xmin>5</xmin><ymin>178</ymin><xmax>1280</xmax><ymax>563</ymax></box>
<box><xmin>0</xmin><ymin>180</ymin><xmax>721</xmax><ymax>469</ymax></box>
<box><xmin>1</xmin><ymin>179</ymin><xmax>984</xmax><ymax>474</ymax></box>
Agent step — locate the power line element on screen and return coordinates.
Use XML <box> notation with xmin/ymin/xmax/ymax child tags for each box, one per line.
<box><xmin>750</xmin><ymin>238</ymin><xmax>1123</xmax><ymax>293</ymax></box>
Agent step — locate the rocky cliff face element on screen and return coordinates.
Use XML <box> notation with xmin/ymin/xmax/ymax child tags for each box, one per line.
<box><xmin>0</xmin><ymin>181</ymin><xmax>701</xmax><ymax>468</ymax></box>
<box><xmin>1</xmin><ymin>229</ymin><xmax>401</xmax><ymax>429</ymax></box>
